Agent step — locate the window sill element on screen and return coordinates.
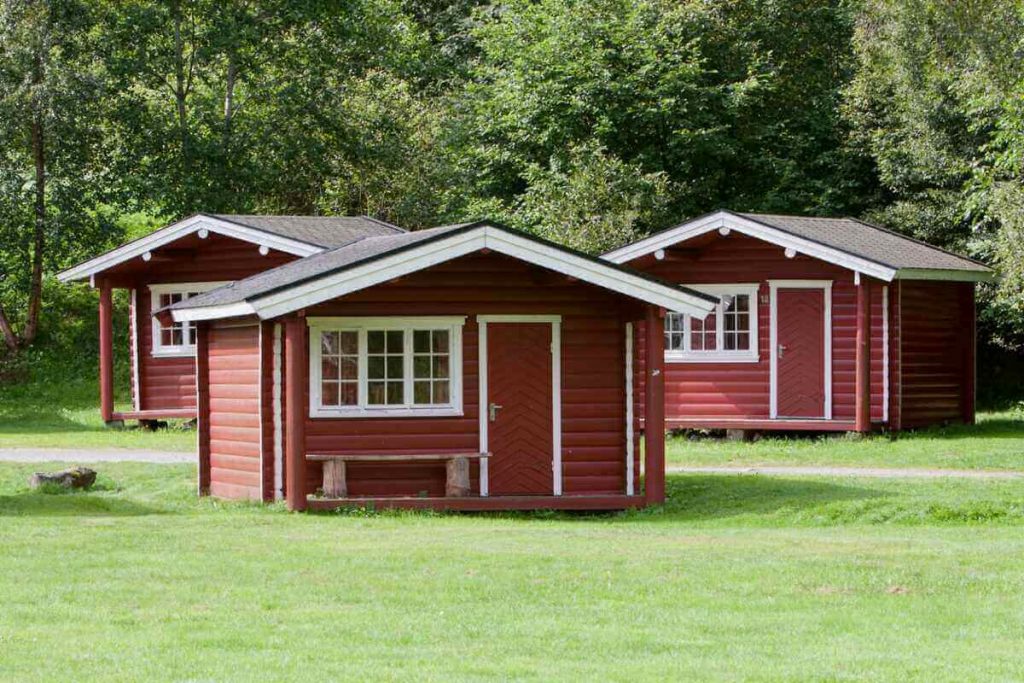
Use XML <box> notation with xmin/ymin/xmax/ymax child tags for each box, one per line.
<box><xmin>309</xmin><ymin>406</ymin><xmax>463</xmax><ymax>419</ymax></box>
<box><xmin>151</xmin><ymin>348</ymin><xmax>197</xmax><ymax>359</ymax></box>
<box><xmin>665</xmin><ymin>353</ymin><xmax>759</xmax><ymax>364</ymax></box>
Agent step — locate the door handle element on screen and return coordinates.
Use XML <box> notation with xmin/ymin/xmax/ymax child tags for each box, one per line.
<box><xmin>489</xmin><ymin>403</ymin><xmax>503</xmax><ymax>422</ymax></box>
<box><xmin>778</xmin><ymin>344</ymin><xmax>787</xmax><ymax>359</ymax></box>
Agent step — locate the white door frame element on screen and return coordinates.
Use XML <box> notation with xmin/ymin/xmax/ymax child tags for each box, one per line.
<box><xmin>477</xmin><ymin>314</ymin><xmax>562</xmax><ymax>497</ymax></box>
<box><xmin>768</xmin><ymin>280</ymin><xmax>833</xmax><ymax>420</ymax></box>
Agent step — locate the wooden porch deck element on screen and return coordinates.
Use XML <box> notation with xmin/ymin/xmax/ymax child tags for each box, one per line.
<box><xmin>665</xmin><ymin>418</ymin><xmax>859</xmax><ymax>432</ymax></box>
<box><xmin>110</xmin><ymin>409</ymin><xmax>197</xmax><ymax>422</ymax></box>
<box><xmin>307</xmin><ymin>494</ymin><xmax>645</xmax><ymax>512</ymax></box>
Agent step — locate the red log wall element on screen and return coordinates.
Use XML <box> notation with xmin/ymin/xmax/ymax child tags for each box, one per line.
<box><xmin>630</xmin><ymin>236</ymin><xmax>887</xmax><ymax>424</ymax></box>
<box><xmin>207</xmin><ymin>322</ymin><xmax>263</xmax><ymax>500</ymax></box>
<box><xmin>291</xmin><ymin>253</ymin><xmax>639</xmax><ymax>498</ymax></box>
<box><xmin>117</xmin><ymin>235</ymin><xmax>296</xmax><ymax>412</ymax></box>
<box><xmin>897</xmin><ymin>280</ymin><xmax>975</xmax><ymax>428</ymax></box>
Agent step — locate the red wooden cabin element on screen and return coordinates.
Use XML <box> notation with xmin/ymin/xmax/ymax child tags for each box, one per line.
<box><xmin>58</xmin><ymin>214</ymin><xmax>403</xmax><ymax>425</ymax></box>
<box><xmin>603</xmin><ymin>211</ymin><xmax>993</xmax><ymax>433</ymax></box>
<box><xmin>161</xmin><ymin>221</ymin><xmax>716</xmax><ymax>511</ymax></box>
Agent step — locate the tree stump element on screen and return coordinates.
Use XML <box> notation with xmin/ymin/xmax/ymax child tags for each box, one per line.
<box><xmin>322</xmin><ymin>460</ymin><xmax>347</xmax><ymax>498</ymax></box>
<box><xmin>29</xmin><ymin>467</ymin><xmax>97</xmax><ymax>490</ymax></box>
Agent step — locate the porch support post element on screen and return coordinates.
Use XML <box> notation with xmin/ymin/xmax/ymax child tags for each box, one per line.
<box><xmin>98</xmin><ymin>281</ymin><xmax>115</xmax><ymax>424</ymax></box>
<box><xmin>855</xmin><ymin>276</ymin><xmax>872</xmax><ymax>433</ymax></box>
<box><xmin>644</xmin><ymin>305</ymin><xmax>666</xmax><ymax>505</ymax></box>
<box><xmin>195</xmin><ymin>322</ymin><xmax>211</xmax><ymax>495</ymax></box>
<box><xmin>284</xmin><ymin>315</ymin><xmax>308</xmax><ymax>511</ymax></box>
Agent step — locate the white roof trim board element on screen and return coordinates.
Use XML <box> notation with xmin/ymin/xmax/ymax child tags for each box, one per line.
<box><xmin>57</xmin><ymin>215</ymin><xmax>325</xmax><ymax>283</ymax></box>
<box><xmin>169</xmin><ymin>224</ymin><xmax>717</xmax><ymax>323</ymax></box>
<box><xmin>602</xmin><ymin>211</ymin><xmax>993</xmax><ymax>282</ymax></box>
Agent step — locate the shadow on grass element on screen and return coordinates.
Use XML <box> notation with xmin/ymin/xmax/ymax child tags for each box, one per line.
<box><xmin>914</xmin><ymin>418</ymin><xmax>1024</xmax><ymax>441</ymax></box>
<box><xmin>0</xmin><ymin>411</ymin><xmax>107</xmax><ymax>435</ymax></box>
<box><xmin>0</xmin><ymin>490</ymin><xmax>166</xmax><ymax>517</ymax></box>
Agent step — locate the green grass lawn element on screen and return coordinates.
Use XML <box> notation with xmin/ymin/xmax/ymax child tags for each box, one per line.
<box><xmin>2</xmin><ymin>462</ymin><xmax>1024</xmax><ymax>680</ymax></box>
<box><xmin>668</xmin><ymin>409</ymin><xmax>1024</xmax><ymax>471</ymax></box>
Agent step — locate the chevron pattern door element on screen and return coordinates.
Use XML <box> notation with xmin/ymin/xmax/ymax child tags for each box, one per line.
<box><xmin>487</xmin><ymin>323</ymin><xmax>554</xmax><ymax>496</ymax></box>
<box><xmin>776</xmin><ymin>289</ymin><xmax>826</xmax><ymax>418</ymax></box>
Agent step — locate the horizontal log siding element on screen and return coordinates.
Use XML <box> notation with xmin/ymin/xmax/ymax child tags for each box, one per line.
<box><xmin>898</xmin><ymin>281</ymin><xmax>973</xmax><ymax>428</ymax></box>
<box><xmin>208</xmin><ymin>323</ymin><xmax>262</xmax><ymax>500</ymax></box>
<box><xmin>631</xmin><ymin>236</ymin><xmax>886</xmax><ymax>424</ymax></box>
<box><xmin>298</xmin><ymin>253</ymin><xmax>636</xmax><ymax>498</ymax></box>
<box><xmin>124</xmin><ymin>234</ymin><xmax>296</xmax><ymax>412</ymax></box>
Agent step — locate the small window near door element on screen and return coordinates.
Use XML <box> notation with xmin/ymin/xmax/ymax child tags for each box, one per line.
<box><xmin>150</xmin><ymin>282</ymin><xmax>227</xmax><ymax>357</ymax></box>
<box><xmin>664</xmin><ymin>284</ymin><xmax>759</xmax><ymax>363</ymax></box>
<box><xmin>308</xmin><ymin>317</ymin><xmax>465</xmax><ymax>418</ymax></box>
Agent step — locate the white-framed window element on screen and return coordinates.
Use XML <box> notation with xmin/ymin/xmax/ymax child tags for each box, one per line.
<box><xmin>665</xmin><ymin>283</ymin><xmax>760</xmax><ymax>363</ymax></box>
<box><xmin>308</xmin><ymin>316</ymin><xmax>466</xmax><ymax>418</ymax></box>
<box><xmin>150</xmin><ymin>282</ymin><xmax>228</xmax><ymax>357</ymax></box>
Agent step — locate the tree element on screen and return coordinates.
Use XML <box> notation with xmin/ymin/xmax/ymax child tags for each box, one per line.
<box><xmin>0</xmin><ymin>0</ymin><xmax>113</xmax><ymax>351</ymax></box>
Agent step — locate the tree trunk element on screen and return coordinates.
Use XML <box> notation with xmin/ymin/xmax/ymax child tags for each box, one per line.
<box><xmin>22</xmin><ymin>56</ymin><xmax>46</xmax><ymax>346</ymax></box>
<box><xmin>0</xmin><ymin>304</ymin><xmax>18</xmax><ymax>352</ymax></box>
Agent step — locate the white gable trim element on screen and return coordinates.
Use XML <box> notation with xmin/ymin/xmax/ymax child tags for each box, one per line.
<box><xmin>603</xmin><ymin>211</ymin><xmax>898</xmax><ymax>281</ymax></box>
<box><xmin>895</xmin><ymin>268</ymin><xmax>993</xmax><ymax>282</ymax></box>
<box><xmin>169</xmin><ymin>225</ymin><xmax>717</xmax><ymax>323</ymax></box>
<box><xmin>57</xmin><ymin>215</ymin><xmax>325</xmax><ymax>283</ymax></box>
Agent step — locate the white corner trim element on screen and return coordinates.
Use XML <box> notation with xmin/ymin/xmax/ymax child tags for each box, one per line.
<box><xmin>882</xmin><ymin>285</ymin><xmax>890</xmax><ymax>424</ymax></box>
<box><xmin>476</xmin><ymin>315</ymin><xmax>563</xmax><ymax>496</ymax></box>
<box><xmin>625</xmin><ymin>321</ymin><xmax>634</xmax><ymax>496</ymax></box>
<box><xmin>603</xmin><ymin>211</ymin><xmax>897</xmax><ymax>282</ymax></box>
<box><xmin>768</xmin><ymin>280</ymin><xmax>833</xmax><ymax>419</ymax></box>
<box><xmin>306</xmin><ymin>316</ymin><xmax>466</xmax><ymax>419</ymax></box>
<box><xmin>272</xmin><ymin>323</ymin><xmax>284</xmax><ymax>501</ymax></box>
<box><xmin>478</xmin><ymin>319</ymin><xmax>489</xmax><ymax>497</ymax></box>
<box><xmin>150</xmin><ymin>281</ymin><xmax>230</xmax><ymax>357</ymax></box>
<box><xmin>131</xmin><ymin>288</ymin><xmax>141</xmax><ymax>411</ymax></box>
<box><xmin>57</xmin><ymin>215</ymin><xmax>324</xmax><ymax>282</ymax></box>
<box><xmin>174</xmin><ymin>225</ymin><xmax>716</xmax><ymax>324</ymax></box>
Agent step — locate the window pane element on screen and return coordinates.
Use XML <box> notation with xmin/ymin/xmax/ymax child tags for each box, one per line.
<box><xmin>733</xmin><ymin>294</ymin><xmax>749</xmax><ymax>312</ymax></box>
<box><xmin>367</xmin><ymin>331</ymin><xmax>385</xmax><ymax>354</ymax></box>
<box><xmin>321</xmin><ymin>356</ymin><xmax>339</xmax><ymax>380</ymax></box>
<box><xmin>340</xmin><ymin>357</ymin><xmax>357</xmax><ymax>380</ymax></box>
<box><xmin>340</xmin><ymin>382</ymin><xmax>357</xmax><ymax>406</ymax></box>
<box><xmin>433</xmin><ymin>381</ymin><xmax>449</xmax><ymax>404</ymax></box>
<box><xmin>339</xmin><ymin>331</ymin><xmax>358</xmax><ymax>355</ymax></box>
<box><xmin>322</xmin><ymin>382</ymin><xmax>339</xmax><ymax>406</ymax></box>
<box><xmin>413</xmin><ymin>356</ymin><xmax>431</xmax><ymax>379</ymax></box>
<box><xmin>736</xmin><ymin>332</ymin><xmax>750</xmax><ymax>350</ymax></box>
<box><xmin>368</xmin><ymin>356</ymin><xmax>385</xmax><ymax>379</ymax></box>
<box><xmin>386</xmin><ymin>330</ymin><xmax>403</xmax><ymax>353</ymax></box>
<box><xmin>414</xmin><ymin>380</ymin><xmax>431</xmax><ymax>404</ymax></box>
<box><xmin>367</xmin><ymin>381</ymin><xmax>386</xmax><ymax>405</ymax></box>
<box><xmin>321</xmin><ymin>331</ymin><xmax>338</xmax><ymax>355</ymax></box>
<box><xmin>187</xmin><ymin>325</ymin><xmax>197</xmax><ymax>345</ymax></box>
<box><xmin>432</xmin><ymin>356</ymin><xmax>449</xmax><ymax>379</ymax></box>
<box><xmin>432</xmin><ymin>330</ymin><xmax>449</xmax><ymax>353</ymax></box>
<box><xmin>386</xmin><ymin>355</ymin><xmax>404</xmax><ymax>378</ymax></box>
<box><xmin>386</xmin><ymin>381</ymin><xmax>403</xmax><ymax>404</ymax></box>
<box><xmin>413</xmin><ymin>330</ymin><xmax>430</xmax><ymax>353</ymax></box>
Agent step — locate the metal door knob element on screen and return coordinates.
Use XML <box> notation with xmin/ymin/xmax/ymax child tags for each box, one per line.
<box><xmin>489</xmin><ymin>403</ymin><xmax>503</xmax><ymax>422</ymax></box>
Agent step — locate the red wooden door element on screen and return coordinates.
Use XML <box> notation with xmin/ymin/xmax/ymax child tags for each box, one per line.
<box><xmin>776</xmin><ymin>289</ymin><xmax>826</xmax><ymax>418</ymax></box>
<box><xmin>487</xmin><ymin>323</ymin><xmax>554</xmax><ymax>496</ymax></box>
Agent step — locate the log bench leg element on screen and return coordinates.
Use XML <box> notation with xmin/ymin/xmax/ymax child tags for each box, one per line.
<box><xmin>445</xmin><ymin>457</ymin><xmax>470</xmax><ymax>497</ymax></box>
<box><xmin>323</xmin><ymin>460</ymin><xmax>347</xmax><ymax>498</ymax></box>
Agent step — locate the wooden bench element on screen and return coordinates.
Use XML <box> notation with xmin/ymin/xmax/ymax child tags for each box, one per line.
<box><xmin>308</xmin><ymin>453</ymin><xmax>490</xmax><ymax>498</ymax></box>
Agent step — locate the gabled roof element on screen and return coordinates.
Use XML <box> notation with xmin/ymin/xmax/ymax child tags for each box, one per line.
<box><xmin>602</xmin><ymin>210</ymin><xmax>994</xmax><ymax>282</ymax></box>
<box><xmin>166</xmin><ymin>221</ymin><xmax>718</xmax><ymax>323</ymax></box>
<box><xmin>57</xmin><ymin>213</ymin><xmax>404</xmax><ymax>283</ymax></box>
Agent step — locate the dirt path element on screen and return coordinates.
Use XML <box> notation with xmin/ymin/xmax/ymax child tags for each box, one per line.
<box><xmin>668</xmin><ymin>465</ymin><xmax>1024</xmax><ymax>479</ymax></box>
<box><xmin>0</xmin><ymin>448</ymin><xmax>193</xmax><ymax>464</ymax></box>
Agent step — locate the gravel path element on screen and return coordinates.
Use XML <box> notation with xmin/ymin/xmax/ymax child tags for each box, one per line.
<box><xmin>668</xmin><ymin>465</ymin><xmax>1024</xmax><ymax>479</ymax></box>
<box><xmin>0</xmin><ymin>448</ymin><xmax>193</xmax><ymax>464</ymax></box>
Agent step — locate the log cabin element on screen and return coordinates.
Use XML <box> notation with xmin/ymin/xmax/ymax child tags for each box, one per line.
<box><xmin>603</xmin><ymin>210</ymin><xmax>994</xmax><ymax>434</ymax></box>
<box><xmin>158</xmin><ymin>221</ymin><xmax>717</xmax><ymax>511</ymax></box>
<box><xmin>57</xmin><ymin>214</ymin><xmax>404</xmax><ymax>426</ymax></box>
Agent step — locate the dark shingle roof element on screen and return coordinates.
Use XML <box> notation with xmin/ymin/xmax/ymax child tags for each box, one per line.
<box><xmin>736</xmin><ymin>212</ymin><xmax>990</xmax><ymax>273</ymax></box>
<box><xmin>172</xmin><ymin>224</ymin><xmax>469</xmax><ymax>310</ymax></box>
<box><xmin>207</xmin><ymin>214</ymin><xmax>404</xmax><ymax>248</ymax></box>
